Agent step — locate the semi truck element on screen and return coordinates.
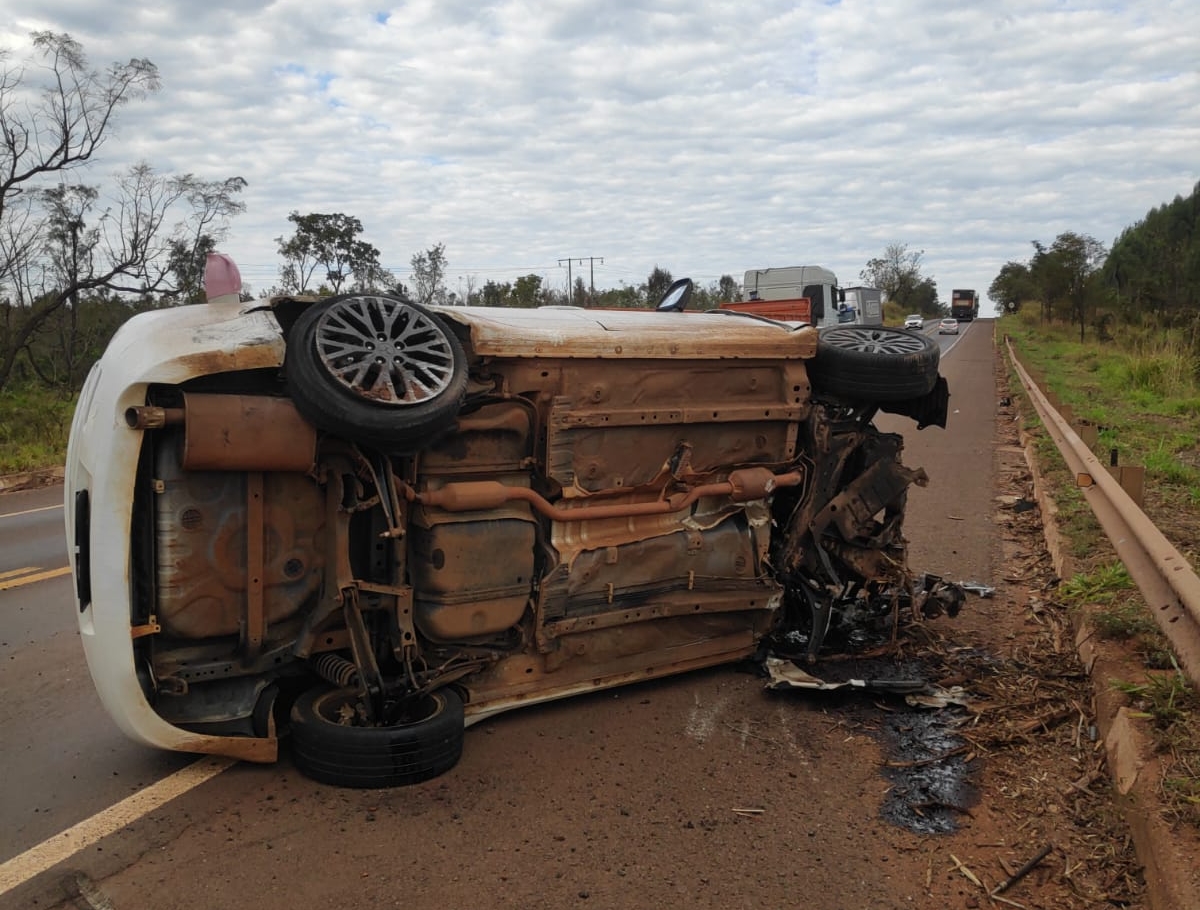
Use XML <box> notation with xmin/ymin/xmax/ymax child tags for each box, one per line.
<box><xmin>723</xmin><ymin>266</ymin><xmax>883</xmax><ymax>327</ymax></box>
<box><xmin>950</xmin><ymin>289</ymin><xmax>979</xmax><ymax>321</ymax></box>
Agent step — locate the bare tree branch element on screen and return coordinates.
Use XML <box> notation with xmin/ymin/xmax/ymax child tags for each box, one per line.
<box><xmin>0</xmin><ymin>33</ymin><xmax>244</xmax><ymax>391</ymax></box>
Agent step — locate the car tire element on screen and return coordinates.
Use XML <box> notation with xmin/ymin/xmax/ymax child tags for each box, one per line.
<box><xmin>290</xmin><ymin>686</ymin><xmax>465</xmax><ymax>788</ymax></box>
<box><xmin>284</xmin><ymin>294</ymin><xmax>468</xmax><ymax>449</ymax></box>
<box><xmin>810</xmin><ymin>325</ymin><xmax>940</xmax><ymax>402</ymax></box>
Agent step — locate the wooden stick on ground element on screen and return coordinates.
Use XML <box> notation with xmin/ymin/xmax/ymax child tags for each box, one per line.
<box><xmin>992</xmin><ymin>844</ymin><xmax>1054</xmax><ymax>896</ymax></box>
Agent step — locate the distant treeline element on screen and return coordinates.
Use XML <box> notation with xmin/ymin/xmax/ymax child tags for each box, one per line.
<box><xmin>1105</xmin><ymin>181</ymin><xmax>1200</xmax><ymax>322</ymax></box>
<box><xmin>989</xmin><ymin>181</ymin><xmax>1200</xmax><ymax>341</ymax></box>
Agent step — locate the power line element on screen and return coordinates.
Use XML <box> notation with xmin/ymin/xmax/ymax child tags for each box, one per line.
<box><xmin>558</xmin><ymin>256</ymin><xmax>603</xmax><ymax>304</ymax></box>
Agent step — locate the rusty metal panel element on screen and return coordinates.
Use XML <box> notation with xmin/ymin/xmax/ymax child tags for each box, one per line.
<box><xmin>438</xmin><ymin>307</ymin><xmax>819</xmax><ymax>360</ymax></box>
<box><xmin>181</xmin><ymin>393</ymin><xmax>316</xmax><ymax>473</ymax></box>
<box><xmin>409</xmin><ymin>493</ymin><xmax>537</xmax><ymax>641</ymax></box>
<box><xmin>155</xmin><ymin>437</ymin><xmax>325</xmax><ymax>639</ymax></box>
<box><xmin>244</xmin><ymin>471</ymin><xmax>265</xmax><ymax>655</ymax></box>
<box><xmin>459</xmin><ymin>614</ymin><xmax>770</xmax><ymax>711</ymax></box>
<box><xmin>539</xmin><ymin>360</ymin><xmax>807</xmax><ymax>491</ymax></box>
<box><xmin>539</xmin><ymin>507</ymin><xmax>776</xmax><ymax>626</ymax></box>
<box><xmin>420</xmin><ymin>399</ymin><xmax>533</xmax><ymax>475</ymax></box>
<box><xmin>548</xmin><ymin>420</ymin><xmax>796</xmax><ymax>491</ymax></box>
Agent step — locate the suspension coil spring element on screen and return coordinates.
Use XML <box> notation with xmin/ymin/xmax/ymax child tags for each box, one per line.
<box><xmin>312</xmin><ymin>653</ymin><xmax>360</xmax><ymax>688</ymax></box>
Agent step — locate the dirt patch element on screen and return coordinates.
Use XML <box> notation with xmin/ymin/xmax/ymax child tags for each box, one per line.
<box><xmin>881</xmin><ymin>353</ymin><xmax>1152</xmax><ymax>908</ymax></box>
<box><xmin>0</xmin><ymin>466</ymin><xmax>64</xmax><ymax>494</ymax></box>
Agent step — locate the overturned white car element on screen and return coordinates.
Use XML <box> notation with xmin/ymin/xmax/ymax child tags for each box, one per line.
<box><xmin>66</xmin><ymin>258</ymin><xmax>950</xmax><ymax>787</ymax></box>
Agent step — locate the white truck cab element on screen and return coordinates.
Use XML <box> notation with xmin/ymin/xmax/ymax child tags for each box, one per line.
<box><xmin>742</xmin><ymin>267</ymin><xmax>881</xmax><ymax>328</ymax></box>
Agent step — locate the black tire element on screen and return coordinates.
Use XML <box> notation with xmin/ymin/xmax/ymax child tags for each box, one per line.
<box><xmin>290</xmin><ymin>686</ymin><xmax>465</xmax><ymax>788</ymax></box>
<box><xmin>810</xmin><ymin>325</ymin><xmax>940</xmax><ymax>402</ymax></box>
<box><xmin>284</xmin><ymin>294</ymin><xmax>468</xmax><ymax>448</ymax></box>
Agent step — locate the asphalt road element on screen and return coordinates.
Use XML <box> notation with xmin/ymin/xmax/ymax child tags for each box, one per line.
<box><xmin>0</xmin><ymin>488</ymin><xmax>193</xmax><ymax>869</ymax></box>
<box><xmin>880</xmin><ymin>319</ymin><xmax>994</xmax><ymax>583</ymax></box>
<box><xmin>1</xmin><ymin>320</ymin><xmax>1000</xmax><ymax>909</ymax></box>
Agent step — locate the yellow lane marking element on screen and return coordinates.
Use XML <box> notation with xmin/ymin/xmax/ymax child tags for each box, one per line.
<box><xmin>0</xmin><ymin>566</ymin><xmax>71</xmax><ymax>591</ymax></box>
<box><xmin>0</xmin><ymin>756</ymin><xmax>236</xmax><ymax>898</ymax></box>
<box><xmin>0</xmin><ymin>504</ymin><xmax>63</xmax><ymax>518</ymax></box>
<box><xmin>0</xmin><ymin>566</ymin><xmax>37</xmax><ymax>581</ymax></box>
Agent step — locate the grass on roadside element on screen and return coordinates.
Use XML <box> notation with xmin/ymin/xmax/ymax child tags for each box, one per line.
<box><xmin>1004</xmin><ymin>308</ymin><xmax>1200</xmax><ymax>826</ymax></box>
<box><xmin>1004</xmin><ymin>310</ymin><xmax>1200</xmax><ymax>511</ymax></box>
<box><xmin>1111</xmin><ymin>659</ymin><xmax>1200</xmax><ymax>827</ymax></box>
<box><xmin>1111</xmin><ymin>662</ymin><xmax>1197</xmax><ymax>733</ymax></box>
<box><xmin>0</xmin><ymin>386</ymin><xmax>76</xmax><ymax>475</ymax></box>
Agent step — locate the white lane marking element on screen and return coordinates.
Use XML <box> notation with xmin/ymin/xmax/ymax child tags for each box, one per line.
<box><xmin>0</xmin><ymin>756</ymin><xmax>236</xmax><ymax>898</ymax></box>
<box><xmin>0</xmin><ymin>504</ymin><xmax>63</xmax><ymax>519</ymax></box>
<box><xmin>938</xmin><ymin>319</ymin><xmax>971</xmax><ymax>354</ymax></box>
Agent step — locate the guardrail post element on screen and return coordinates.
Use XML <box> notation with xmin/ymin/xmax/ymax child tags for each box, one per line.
<box><xmin>1074</xmin><ymin>421</ymin><xmax>1098</xmax><ymax>448</ymax></box>
<box><xmin>1108</xmin><ymin>463</ymin><xmax>1145</xmax><ymax>508</ymax></box>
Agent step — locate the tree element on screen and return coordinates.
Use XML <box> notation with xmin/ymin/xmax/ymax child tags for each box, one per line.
<box><xmin>167</xmin><ymin>234</ymin><xmax>218</xmax><ymax>304</ymax></box>
<box><xmin>458</xmin><ymin>273</ymin><xmax>478</xmax><ymax>306</ymax></box>
<box><xmin>511</xmin><ymin>274</ymin><xmax>543</xmax><ymax>308</ymax></box>
<box><xmin>1028</xmin><ymin>241</ymin><xmax>1062</xmax><ymax>324</ymax></box>
<box><xmin>1105</xmin><ymin>182</ymin><xmax>1200</xmax><ymax>322</ymax></box>
<box><xmin>276</xmin><ymin>212</ymin><xmax>384</xmax><ymax>295</ymax></box>
<box><xmin>909</xmin><ymin>276</ymin><xmax>940</xmax><ymax>314</ymax></box>
<box><xmin>1048</xmin><ymin>232</ymin><xmax>1107</xmax><ymax>342</ymax></box>
<box><xmin>0</xmin><ymin>32</ymin><xmax>246</xmax><ymax>391</ymax></box>
<box><xmin>861</xmin><ymin>243</ymin><xmax>921</xmax><ymax>301</ymax></box>
<box><xmin>165</xmin><ymin>176</ymin><xmax>249</xmax><ymax>302</ymax></box>
<box><xmin>408</xmin><ymin>243</ymin><xmax>449</xmax><ymax>305</ymax></box>
<box><xmin>480</xmin><ymin>279</ymin><xmax>509</xmax><ymax>307</ymax></box>
<box><xmin>643</xmin><ymin>266</ymin><xmax>672</xmax><ymax>307</ymax></box>
<box><xmin>348</xmin><ymin>260</ymin><xmax>398</xmax><ymax>295</ymax></box>
<box><xmin>40</xmin><ymin>182</ymin><xmax>99</xmax><ymax>385</ymax></box>
<box><xmin>988</xmin><ymin>261</ymin><xmax>1034</xmax><ymax>315</ymax></box>
<box><xmin>1021</xmin><ymin>233</ymin><xmax>1108</xmax><ymax>340</ymax></box>
<box><xmin>718</xmin><ymin>274</ymin><xmax>740</xmax><ymax>303</ymax></box>
<box><xmin>593</xmin><ymin>284</ymin><xmax>641</xmax><ymax>309</ymax></box>
<box><xmin>1</xmin><ymin>33</ymin><xmax>159</xmax><ymax>213</ymax></box>
<box><xmin>860</xmin><ymin>243</ymin><xmax>936</xmax><ymax>313</ymax></box>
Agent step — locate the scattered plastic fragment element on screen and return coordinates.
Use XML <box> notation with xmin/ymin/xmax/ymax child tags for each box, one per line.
<box><xmin>765</xmin><ymin>657</ymin><xmax>928</xmax><ymax>695</ymax></box>
<box><xmin>959</xmin><ymin>581</ymin><xmax>996</xmax><ymax>598</ymax></box>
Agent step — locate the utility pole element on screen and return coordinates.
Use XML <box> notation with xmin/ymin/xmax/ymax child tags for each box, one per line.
<box><xmin>557</xmin><ymin>258</ymin><xmax>574</xmax><ymax>302</ymax></box>
<box><xmin>558</xmin><ymin>256</ymin><xmax>603</xmax><ymax>306</ymax></box>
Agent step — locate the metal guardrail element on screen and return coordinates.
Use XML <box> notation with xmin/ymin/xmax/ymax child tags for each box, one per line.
<box><xmin>1006</xmin><ymin>338</ymin><xmax>1200</xmax><ymax>689</ymax></box>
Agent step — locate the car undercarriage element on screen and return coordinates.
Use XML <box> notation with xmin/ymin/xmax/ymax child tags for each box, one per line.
<box><xmin>71</xmin><ymin>286</ymin><xmax>953</xmax><ymax>786</ymax></box>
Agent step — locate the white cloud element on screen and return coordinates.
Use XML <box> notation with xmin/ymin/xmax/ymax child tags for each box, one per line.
<box><xmin>4</xmin><ymin>0</ymin><xmax>1198</xmax><ymax>310</ymax></box>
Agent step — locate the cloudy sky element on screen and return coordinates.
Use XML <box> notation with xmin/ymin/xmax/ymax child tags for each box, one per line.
<box><xmin>4</xmin><ymin>1</ymin><xmax>1198</xmax><ymax>314</ymax></box>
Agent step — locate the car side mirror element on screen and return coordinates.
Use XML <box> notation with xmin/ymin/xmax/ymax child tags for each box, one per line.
<box><xmin>656</xmin><ymin>278</ymin><xmax>693</xmax><ymax>312</ymax></box>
